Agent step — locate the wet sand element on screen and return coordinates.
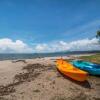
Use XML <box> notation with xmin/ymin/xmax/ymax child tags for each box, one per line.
<box><xmin>0</xmin><ymin>56</ymin><xmax>100</xmax><ymax>100</ymax></box>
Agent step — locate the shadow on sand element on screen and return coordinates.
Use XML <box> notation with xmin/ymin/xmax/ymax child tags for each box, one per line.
<box><xmin>57</xmin><ymin>69</ymin><xmax>91</xmax><ymax>89</ymax></box>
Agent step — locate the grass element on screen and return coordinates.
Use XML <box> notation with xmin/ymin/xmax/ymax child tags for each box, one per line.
<box><xmin>64</xmin><ymin>53</ymin><xmax>100</xmax><ymax>64</ymax></box>
<box><xmin>78</xmin><ymin>53</ymin><xmax>100</xmax><ymax>64</ymax></box>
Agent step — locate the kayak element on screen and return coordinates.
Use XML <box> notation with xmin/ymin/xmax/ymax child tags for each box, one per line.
<box><xmin>56</xmin><ymin>59</ymin><xmax>88</xmax><ymax>82</ymax></box>
<box><xmin>72</xmin><ymin>60</ymin><xmax>100</xmax><ymax>75</ymax></box>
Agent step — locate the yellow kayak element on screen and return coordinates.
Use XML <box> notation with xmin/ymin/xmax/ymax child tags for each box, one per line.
<box><xmin>56</xmin><ymin>59</ymin><xmax>88</xmax><ymax>82</ymax></box>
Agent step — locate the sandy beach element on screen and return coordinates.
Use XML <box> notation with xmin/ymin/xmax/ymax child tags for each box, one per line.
<box><xmin>0</xmin><ymin>56</ymin><xmax>100</xmax><ymax>100</ymax></box>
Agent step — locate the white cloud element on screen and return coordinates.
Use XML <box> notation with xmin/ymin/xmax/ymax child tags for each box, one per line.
<box><xmin>69</xmin><ymin>38</ymin><xmax>99</xmax><ymax>51</ymax></box>
<box><xmin>0</xmin><ymin>38</ymin><xmax>33</xmax><ymax>53</ymax></box>
<box><xmin>34</xmin><ymin>38</ymin><xmax>100</xmax><ymax>52</ymax></box>
<box><xmin>0</xmin><ymin>38</ymin><xmax>99</xmax><ymax>53</ymax></box>
<box><xmin>35</xmin><ymin>44</ymin><xmax>49</xmax><ymax>52</ymax></box>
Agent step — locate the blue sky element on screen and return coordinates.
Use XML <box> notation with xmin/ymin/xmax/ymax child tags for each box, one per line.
<box><xmin>0</xmin><ymin>0</ymin><xmax>100</xmax><ymax>53</ymax></box>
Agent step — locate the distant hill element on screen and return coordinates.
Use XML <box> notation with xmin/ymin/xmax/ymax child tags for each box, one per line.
<box><xmin>35</xmin><ymin>50</ymin><xmax>100</xmax><ymax>57</ymax></box>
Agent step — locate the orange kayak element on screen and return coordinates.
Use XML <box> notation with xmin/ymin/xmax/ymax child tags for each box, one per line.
<box><xmin>56</xmin><ymin>59</ymin><xmax>88</xmax><ymax>82</ymax></box>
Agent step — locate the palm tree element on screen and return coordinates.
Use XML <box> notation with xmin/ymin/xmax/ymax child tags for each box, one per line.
<box><xmin>96</xmin><ymin>30</ymin><xmax>100</xmax><ymax>42</ymax></box>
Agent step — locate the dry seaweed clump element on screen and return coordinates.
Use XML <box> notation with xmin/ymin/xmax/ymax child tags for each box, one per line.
<box><xmin>0</xmin><ymin>63</ymin><xmax>56</xmax><ymax>97</ymax></box>
<box><xmin>12</xmin><ymin>60</ymin><xmax>27</xmax><ymax>63</ymax></box>
<box><xmin>14</xmin><ymin>72</ymin><xmax>41</xmax><ymax>84</ymax></box>
<box><xmin>23</xmin><ymin>63</ymin><xmax>44</xmax><ymax>72</ymax></box>
<box><xmin>13</xmin><ymin>63</ymin><xmax>55</xmax><ymax>84</ymax></box>
<box><xmin>23</xmin><ymin>63</ymin><xmax>56</xmax><ymax>72</ymax></box>
<box><xmin>14</xmin><ymin>64</ymin><xmax>44</xmax><ymax>84</ymax></box>
<box><xmin>0</xmin><ymin>84</ymin><xmax>15</xmax><ymax>96</ymax></box>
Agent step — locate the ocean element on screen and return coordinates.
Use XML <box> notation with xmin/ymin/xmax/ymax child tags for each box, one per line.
<box><xmin>0</xmin><ymin>51</ymin><xmax>99</xmax><ymax>60</ymax></box>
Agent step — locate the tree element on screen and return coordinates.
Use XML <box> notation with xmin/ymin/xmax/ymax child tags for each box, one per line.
<box><xmin>96</xmin><ymin>30</ymin><xmax>100</xmax><ymax>42</ymax></box>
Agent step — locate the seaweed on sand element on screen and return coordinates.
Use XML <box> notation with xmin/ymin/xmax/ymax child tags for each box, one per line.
<box><xmin>0</xmin><ymin>63</ymin><xmax>55</xmax><ymax>96</ymax></box>
<box><xmin>13</xmin><ymin>63</ymin><xmax>53</xmax><ymax>84</ymax></box>
<box><xmin>12</xmin><ymin>60</ymin><xmax>27</xmax><ymax>63</ymax></box>
<box><xmin>23</xmin><ymin>63</ymin><xmax>44</xmax><ymax>72</ymax></box>
<box><xmin>0</xmin><ymin>84</ymin><xmax>15</xmax><ymax>96</ymax></box>
<box><xmin>14</xmin><ymin>72</ymin><xmax>41</xmax><ymax>84</ymax></box>
<box><xmin>14</xmin><ymin>63</ymin><xmax>55</xmax><ymax>84</ymax></box>
<box><xmin>23</xmin><ymin>63</ymin><xmax>56</xmax><ymax>72</ymax></box>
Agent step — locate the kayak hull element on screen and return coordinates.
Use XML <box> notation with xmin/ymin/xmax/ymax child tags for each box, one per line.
<box><xmin>72</xmin><ymin>61</ymin><xmax>100</xmax><ymax>75</ymax></box>
<box><xmin>56</xmin><ymin>59</ymin><xmax>88</xmax><ymax>82</ymax></box>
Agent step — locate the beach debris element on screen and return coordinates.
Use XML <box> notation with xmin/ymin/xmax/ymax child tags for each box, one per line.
<box><xmin>23</xmin><ymin>63</ymin><xmax>44</xmax><ymax>72</ymax></box>
<box><xmin>14</xmin><ymin>72</ymin><xmax>41</xmax><ymax>84</ymax></box>
<box><xmin>23</xmin><ymin>63</ymin><xmax>56</xmax><ymax>72</ymax></box>
<box><xmin>33</xmin><ymin>89</ymin><xmax>40</xmax><ymax>93</ymax></box>
<box><xmin>0</xmin><ymin>84</ymin><xmax>15</xmax><ymax>96</ymax></box>
<box><xmin>0</xmin><ymin>63</ymin><xmax>56</xmax><ymax>96</ymax></box>
<box><xmin>12</xmin><ymin>60</ymin><xmax>27</xmax><ymax>63</ymax></box>
<box><xmin>13</xmin><ymin>63</ymin><xmax>54</xmax><ymax>84</ymax></box>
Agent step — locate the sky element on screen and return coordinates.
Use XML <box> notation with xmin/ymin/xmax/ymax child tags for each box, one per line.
<box><xmin>0</xmin><ymin>0</ymin><xmax>100</xmax><ymax>53</ymax></box>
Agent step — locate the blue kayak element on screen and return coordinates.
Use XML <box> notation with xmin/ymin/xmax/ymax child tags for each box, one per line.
<box><xmin>72</xmin><ymin>60</ymin><xmax>100</xmax><ymax>75</ymax></box>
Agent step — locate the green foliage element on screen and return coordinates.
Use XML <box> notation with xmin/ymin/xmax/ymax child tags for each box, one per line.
<box><xmin>64</xmin><ymin>54</ymin><xmax>100</xmax><ymax>64</ymax></box>
<box><xmin>96</xmin><ymin>30</ymin><xmax>100</xmax><ymax>44</ymax></box>
<box><xmin>96</xmin><ymin>30</ymin><xmax>100</xmax><ymax>38</ymax></box>
<box><xmin>79</xmin><ymin>54</ymin><xmax>100</xmax><ymax>64</ymax></box>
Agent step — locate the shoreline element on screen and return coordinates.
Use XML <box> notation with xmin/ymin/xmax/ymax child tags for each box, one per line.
<box><xmin>0</xmin><ymin>53</ymin><xmax>95</xmax><ymax>61</ymax></box>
